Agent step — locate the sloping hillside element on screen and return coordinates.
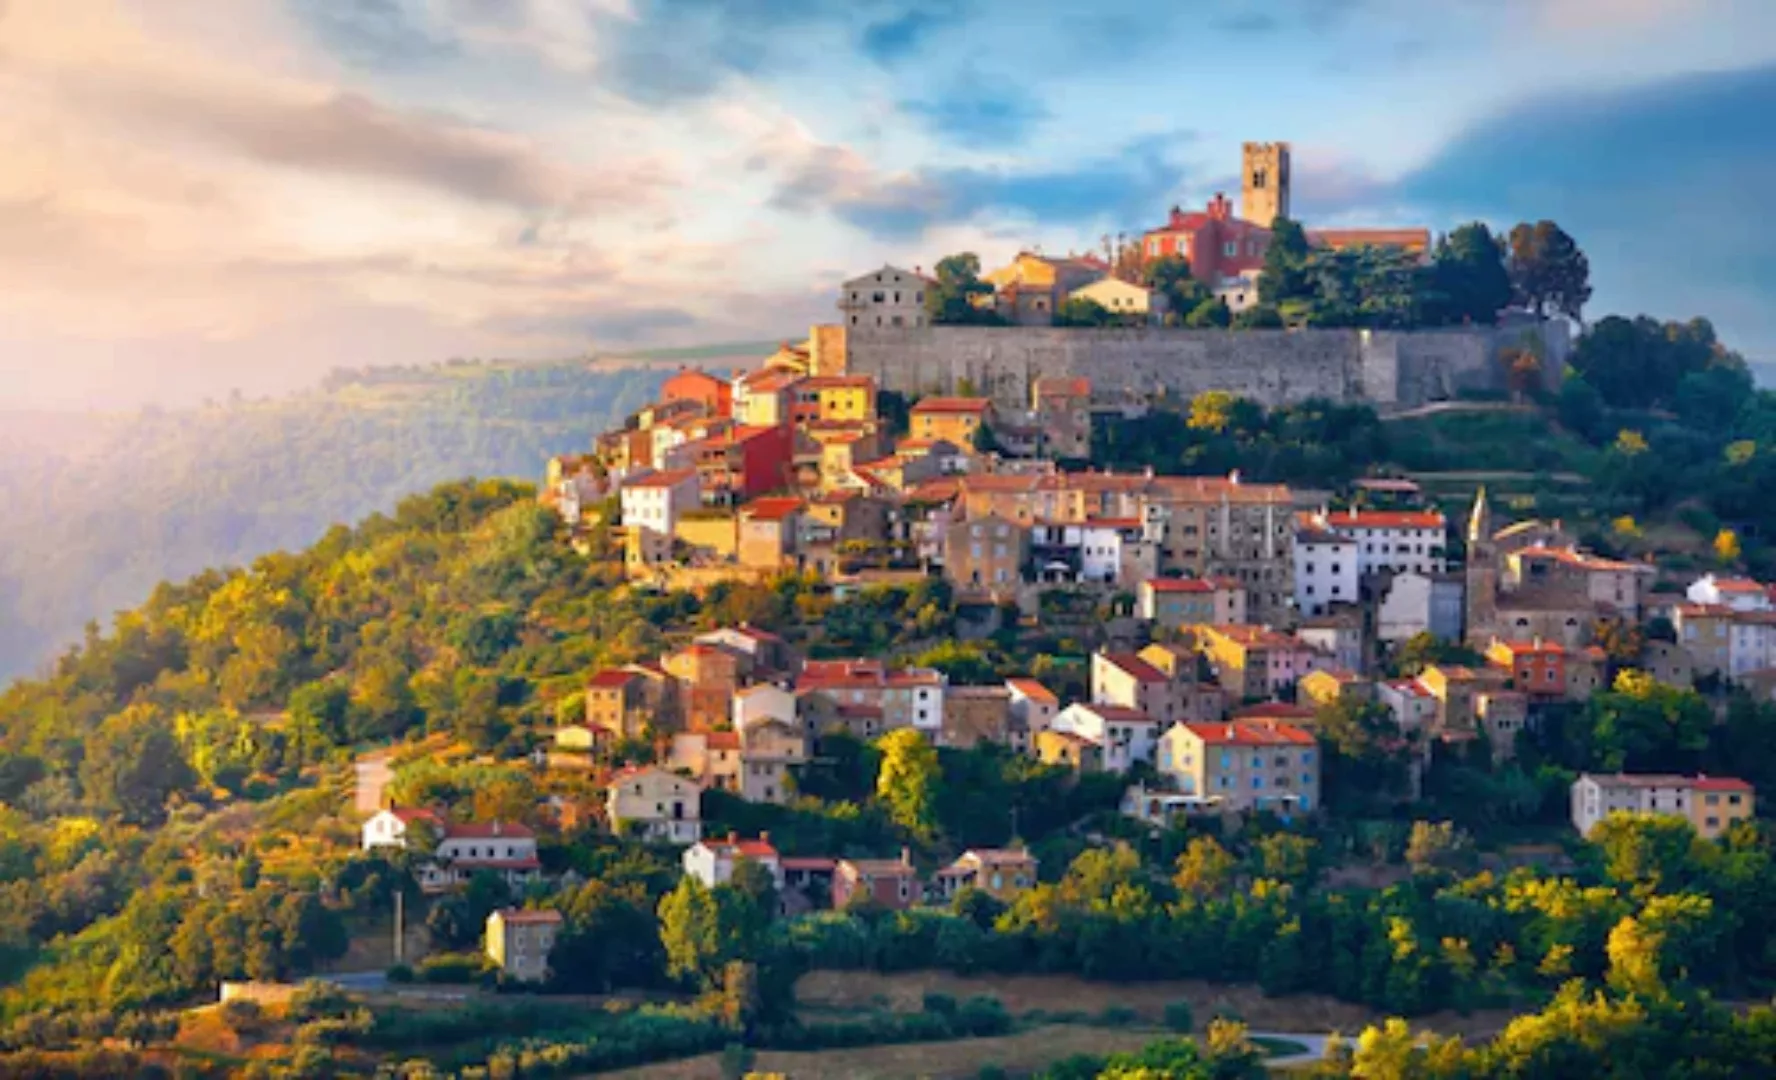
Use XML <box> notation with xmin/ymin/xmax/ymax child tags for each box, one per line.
<box><xmin>0</xmin><ymin>361</ymin><xmax>666</xmax><ymax>681</ymax></box>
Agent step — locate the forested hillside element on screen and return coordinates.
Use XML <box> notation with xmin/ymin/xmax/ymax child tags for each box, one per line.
<box><xmin>0</xmin><ymin>361</ymin><xmax>667</xmax><ymax>682</ymax></box>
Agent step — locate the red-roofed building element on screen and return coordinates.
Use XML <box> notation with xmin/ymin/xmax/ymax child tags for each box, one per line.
<box><xmin>1140</xmin><ymin>193</ymin><xmax>1272</xmax><ymax>285</ymax></box>
<box><xmin>683</xmin><ymin>832</ymin><xmax>783</xmax><ymax>891</ymax></box>
<box><xmin>1091</xmin><ymin>648</ymin><xmax>1222</xmax><ymax>727</ymax></box>
<box><xmin>797</xmin><ymin>660</ymin><xmax>946</xmax><ymax>734</ymax></box>
<box><xmin>662</xmin><ymin>367</ymin><xmax>733</xmax><ymax>418</ymax></box>
<box><xmin>1687</xmin><ymin>573</ymin><xmax>1773</xmax><ymax>614</ymax></box>
<box><xmin>1484</xmin><ymin>639</ymin><xmax>1568</xmax><ymax>700</ymax></box>
<box><xmin>1156</xmin><ymin>719</ymin><xmax>1319</xmax><ymax>814</ymax></box>
<box><xmin>738</xmin><ymin>495</ymin><xmax>805</xmax><ymax>569</ymax></box>
<box><xmin>1304</xmin><ymin>506</ymin><xmax>1448</xmax><ymax>577</ymax></box>
<box><xmin>833</xmin><ymin>850</ymin><xmax>920</xmax><ymax>910</ymax></box>
<box><xmin>1307</xmin><ymin>228</ymin><xmax>1433</xmax><ymax>257</ymax></box>
<box><xmin>1052</xmin><ymin>702</ymin><xmax>1162</xmax><ymax>772</ymax></box>
<box><xmin>1573</xmin><ymin>772</ymin><xmax>1755</xmax><ymax>839</ymax></box>
<box><xmin>363</xmin><ymin>809</ymin><xmax>541</xmax><ymax>892</ymax></box>
<box><xmin>1196</xmin><ymin>624</ymin><xmax>1329</xmax><ymax>701</ymax></box>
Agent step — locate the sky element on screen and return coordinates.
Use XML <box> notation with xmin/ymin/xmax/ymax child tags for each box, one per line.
<box><xmin>3</xmin><ymin>0</ymin><xmax>1775</xmax><ymax>408</ymax></box>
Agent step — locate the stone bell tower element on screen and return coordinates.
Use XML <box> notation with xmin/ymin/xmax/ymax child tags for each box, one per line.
<box><xmin>1241</xmin><ymin>141</ymin><xmax>1291</xmax><ymax>227</ymax></box>
<box><xmin>1465</xmin><ymin>487</ymin><xmax>1498</xmax><ymax>648</ymax></box>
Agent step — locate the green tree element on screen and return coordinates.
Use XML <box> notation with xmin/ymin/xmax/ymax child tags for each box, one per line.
<box><xmin>78</xmin><ymin>705</ymin><xmax>196</xmax><ymax>825</ymax></box>
<box><xmin>1183</xmin><ymin>297</ymin><xmax>1232</xmax><ymax>328</ymax></box>
<box><xmin>1054</xmin><ymin>297</ymin><xmax>1113</xmax><ymax>328</ymax></box>
<box><xmin>876</xmin><ymin>729</ymin><xmax>941</xmax><ymax>839</ymax></box>
<box><xmin>1230</xmin><ymin>304</ymin><xmax>1283</xmax><ymax>329</ymax></box>
<box><xmin>1508</xmin><ymin>220</ymin><xmax>1592</xmax><ymax>323</ymax></box>
<box><xmin>1172</xmin><ymin>835</ymin><xmax>1235</xmax><ymax>900</ymax></box>
<box><xmin>925</xmin><ymin>254</ymin><xmax>1000</xmax><ymax>326</ymax></box>
<box><xmin>1429</xmin><ymin>222</ymin><xmax>1511</xmax><ymax>326</ymax></box>
<box><xmin>658</xmin><ymin>876</ymin><xmax>725</xmax><ymax>988</ymax></box>
<box><xmin>1257</xmin><ymin>218</ymin><xmax>1313</xmax><ymax>306</ymax></box>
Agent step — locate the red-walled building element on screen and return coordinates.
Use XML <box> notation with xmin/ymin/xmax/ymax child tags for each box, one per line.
<box><xmin>690</xmin><ymin>423</ymin><xmax>795</xmax><ymax>505</ymax></box>
<box><xmin>661</xmin><ymin>367</ymin><xmax>733</xmax><ymax>418</ymax></box>
<box><xmin>1141</xmin><ymin>193</ymin><xmax>1271</xmax><ymax>285</ymax></box>
<box><xmin>832</xmin><ymin>851</ymin><xmax>920</xmax><ymax>910</ymax></box>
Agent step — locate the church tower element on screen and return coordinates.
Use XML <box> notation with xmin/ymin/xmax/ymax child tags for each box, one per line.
<box><xmin>1241</xmin><ymin>142</ymin><xmax>1291</xmax><ymax>227</ymax></box>
<box><xmin>1464</xmin><ymin>487</ymin><xmax>1498</xmax><ymax>648</ymax></box>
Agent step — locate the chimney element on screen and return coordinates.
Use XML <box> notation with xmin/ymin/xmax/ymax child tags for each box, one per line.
<box><xmin>900</xmin><ymin>846</ymin><xmax>912</xmax><ymax>867</ymax></box>
<box><xmin>492</xmin><ymin>822</ymin><xmax>503</xmax><ymax>837</ymax></box>
<box><xmin>759</xmin><ymin>830</ymin><xmax>771</xmax><ymax>846</ymax></box>
<box><xmin>728</xmin><ymin>830</ymin><xmax>739</xmax><ymax>845</ymax></box>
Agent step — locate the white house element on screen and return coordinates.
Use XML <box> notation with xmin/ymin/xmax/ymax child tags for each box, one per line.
<box><xmin>1688</xmin><ymin>574</ymin><xmax>1773</xmax><ymax>613</ymax></box>
<box><xmin>733</xmin><ymin>684</ymin><xmax>797</xmax><ymax>732</ymax></box>
<box><xmin>1293</xmin><ymin>521</ymin><xmax>1359</xmax><ymax>618</ymax></box>
<box><xmin>1375</xmin><ymin>678</ymin><xmax>1437</xmax><ymax>734</ymax></box>
<box><xmin>1306</xmin><ymin>508</ymin><xmax>1447</xmax><ymax>578</ymax></box>
<box><xmin>621</xmin><ymin>468</ymin><xmax>700</xmax><ymax>542</ymax></box>
<box><xmin>361</xmin><ymin>809</ymin><xmax>540</xmax><ymax>893</ymax></box>
<box><xmin>1080</xmin><ymin>518</ymin><xmax>1158</xmax><ymax>585</ymax></box>
<box><xmin>362</xmin><ymin>807</ymin><xmax>436</xmax><ymax>851</ymax></box>
<box><xmin>1051</xmin><ymin>703</ymin><xmax>1161</xmax><ymax>773</ymax></box>
<box><xmin>839</xmin><ymin>265</ymin><xmax>931</xmax><ymax>330</ymax></box>
<box><xmin>682</xmin><ymin>833</ymin><xmax>783</xmax><ymax>891</ymax></box>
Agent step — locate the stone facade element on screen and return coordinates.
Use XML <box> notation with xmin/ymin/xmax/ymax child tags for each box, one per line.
<box><xmin>843</xmin><ymin>322</ymin><xmax>1568</xmax><ymax>412</ymax></box>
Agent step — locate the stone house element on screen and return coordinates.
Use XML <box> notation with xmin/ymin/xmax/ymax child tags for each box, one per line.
<box><xmin>484</xmin><ymin>908</ymin><xmax>562</xmax><ymax>983</ymax></box>
<box><xmin>833</xmin><ymin>851</ymin><xmax>920</xmax><ymax>910</ymax></box>
<box><xmin>606</xmin><ymin>766</ymin><xmax>702</xmax><ymax>844</ymax></box>
<box><xmin>932</xmin><ymin>848</ymin><xmax>1038</xmax><ymax>903</ymax></box>
<box><xmin>940</xmin><ymin>685</ymin><xmax>1011</xmax><ymax>748</ymax></box>
<box><xmin>663</xmin><ymin>643</ymin><xmax>739</xmax><ymax>734</ymax></box>
<box><xmin>944</xmin><ymin>513</ymin><xmax>1028</xmax><ymax>596</ymax></box>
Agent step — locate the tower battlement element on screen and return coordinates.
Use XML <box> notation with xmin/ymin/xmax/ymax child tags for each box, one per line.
<box><xmin>1241</xmin><ymin>141</ymin><xmax>1292</xmax><ymax>228</ymax></box>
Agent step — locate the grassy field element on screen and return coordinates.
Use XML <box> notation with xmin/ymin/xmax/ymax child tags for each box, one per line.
<box><xmin>612</xmin><ymin>1024</ymin><xmax>1166</xmax><ymax>1080</ymax></box>
<box><xmin>792</xmin><ymin>970</ymin><xmax>1515</xmax><ymax>1041</ymax></box>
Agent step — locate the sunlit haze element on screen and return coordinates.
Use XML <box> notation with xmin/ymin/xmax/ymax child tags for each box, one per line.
<box><xmin>2</xmin><ymin>0</ymin><xmax>1773</xmax><ymax>407</ymax></box>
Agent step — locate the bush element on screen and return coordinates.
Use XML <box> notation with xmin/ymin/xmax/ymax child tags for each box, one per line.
<box><xmin>289</xmin><ymin>980</ymin><xmax>355</xmax><ymax>1022</ymax></box>
<box><xmin>386</xmin><ymin>963</ymin><xmax>414</xmax><ymax>984</ymax></box>
<box><xmin>979</xmin><ymin>1067</ymin><xmax>1009</xmax><ymax>1080</ymax></box>
<box><xmin>218</xmin><ymin>999</ymin><xmax>264</xmax><ymax>1035</ymax></box>
<box><xmin>1098</xmin><ymin>1005</ymin><xmax>1139</xmax><ymax>1027</ymax></box>
<box><xmin>414</xmin><ymin>952</ymin><xmax>492</xmax><ymax>984</ymax></box>
<box><xmin>1164</xmin><ymin>1001</ymin><xmax>1194</xmax><ymax>1033</ymax></box>
<box><xmin>957</xmin><ymin>995</ymin><xmax>1011</xmax><ymax>1036</ymax></box>
<box><xmin>922</xmin><ymin>992</ymin><xmax>958</xmax><ymax>1017</ymax></box>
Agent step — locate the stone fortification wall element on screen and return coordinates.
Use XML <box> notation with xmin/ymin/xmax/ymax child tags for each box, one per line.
<box><xmin>845</xmin><ymin>323</ymin><xmax>1568</xmax><ymax>409</ymax></box>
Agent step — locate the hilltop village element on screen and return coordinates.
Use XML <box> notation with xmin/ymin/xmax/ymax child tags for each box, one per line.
<box><xmin>7</xmin><ymin>143</ymin><xmax>1776</xmax><ymax>1079</ymax></box>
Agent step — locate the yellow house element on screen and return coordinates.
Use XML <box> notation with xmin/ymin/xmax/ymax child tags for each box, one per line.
<box><xmin>1066</xmin><ymin>277</ymin><xmax>1154</xmax><ymax>319</ymax></box>
<box><xmin>910</xmin><ymin>398</ymin><xmax>993</xmax><ymax>445</ymax></box>
<box><xmin>1035</xmin><ymin>729</ymin><xmax>1102</xmax><ymax>772</ymax></box>
<box><xmin>1298</xmin><ymin>669</ymin><xmax>1369</xmax><ymax>708</ymax></box>
<box><xmin>934</xmin><ymin>848</ymin><xmax>1038</xmax><ymax>902</ymax></box>
<box><xmin>1691</xmin><ymin>777</ymin><xmax>1756</xmax><ymax>837</ymax></box>
<box><xmin>802</xmin><ymin>375</ymin><xmax>878</xmax><ymax>423</ymax></box>
<box><xmin>484</xmin><ymin>908</ymin><xmax>562</xmax><ymax>983</ymax></box>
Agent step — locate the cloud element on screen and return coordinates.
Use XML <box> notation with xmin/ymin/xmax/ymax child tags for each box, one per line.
<box><xmin>859</xmin><ymin>6</ymin><xmax>963</xmax><ymax>64</ymax></box>
<box><xmin>900</xmin><ymin>75</ymin><xmax>1049</xmax><ymax>147</ymax></box>
<box><xmin>482</xmin><ymin>304</ymin><xmax>702</xmax><ymax>344</ymax></box>
<box><xmin>760</xmin><ymin>124</ymin><xmax>1192</xmax><ymax>239</ymax></box>
<box><xmin>1377</xmin><ymin>63</ymin><xmax>1776</xmax><ymax>353</ymax></box>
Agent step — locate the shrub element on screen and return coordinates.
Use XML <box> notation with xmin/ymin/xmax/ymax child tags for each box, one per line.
<box><xmin>922</xmin><ymin>992</ymin><xmax>958</xmax><ymax>1017</ymax></box>
<box><xmin>1164</xmin><ymin>1001</ymin><xmax>1194</xmax><ymax>1033</ymax></box>
<box><xmin>414</xmin><ymin>952</ymin><xmax>492</xmax><ymax>984</ymax></box>
<box><xmin>289</xmin><ymin>980</ymin><xmax>355</xmax><ymax>1021</ymax></box>
<box><xmin>1098</xmin><ymin>1005</ymin><xmax>1138</xmax><ymax>1027</ymax></box>
<box><xmin>958</xmin><ymin>995</ymin><xmax>1012</xmax><ymax>1036</ymax></box>
<box><xmin>979</xmin><ymin>1067</ymin><xmax>1009</xmax><ymax>1080</ymax></box>
<box><xmin>218</xmin><ymin>999</ymin><xmax>264</xmax><ymax>1036</ymax></box>
<box><xmin>386</xmin><ymin>963</ymin><xmax>414</xmax><ymax>984</ymax></box>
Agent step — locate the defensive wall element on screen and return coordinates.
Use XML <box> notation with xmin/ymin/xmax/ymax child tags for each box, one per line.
<box><xmin>842</xmin><ymin>319</ymin><xmax>1569</xmax><ymax>410</ymax></box>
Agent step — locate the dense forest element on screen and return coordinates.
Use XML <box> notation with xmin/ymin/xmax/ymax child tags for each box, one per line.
<box><xmin>0</xmin><ymin>361</ymin><xmax>668</xmax><ymax>681</ymax></box>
